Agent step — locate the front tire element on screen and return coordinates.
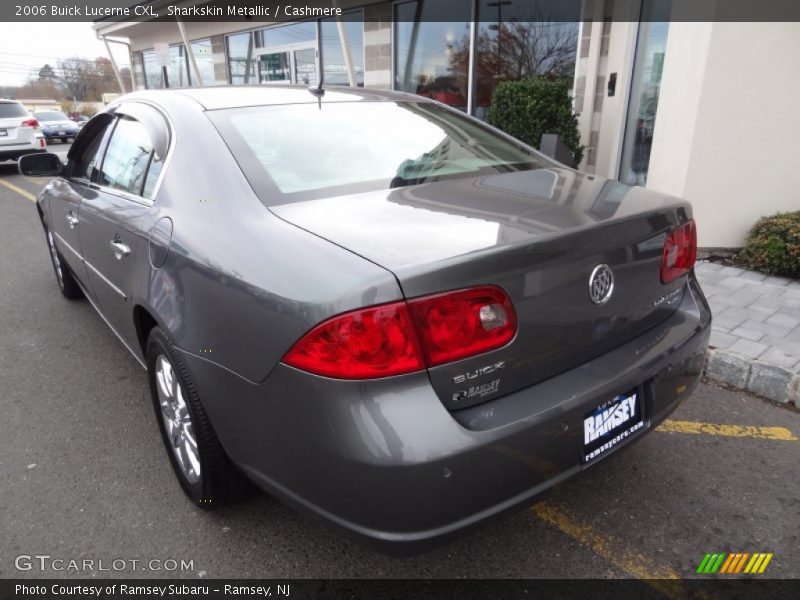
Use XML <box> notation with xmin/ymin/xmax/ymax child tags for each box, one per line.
<box><xmin>44</xmin><ymin>225</ymin><xmax>83</xmax><ymax>299</ymax></box>
<box><xmin>146</xmin><ymin>327</ymin><xmax>250</xmax><ymax>508</ymax></box>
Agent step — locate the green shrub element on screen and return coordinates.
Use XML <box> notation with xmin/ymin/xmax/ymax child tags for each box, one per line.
<box><xmin>738</xmin><ymin>211</ymin><xmax>800</xmax><ymax>278</ymax></box>
<box><xmin>486</xmin><ymin>78</ymin><xmax>584</xmax><ymax>166</ymax></box>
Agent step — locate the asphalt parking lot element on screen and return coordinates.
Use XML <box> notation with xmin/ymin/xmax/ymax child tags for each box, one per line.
<box><xmin>1</xmin><ymin>162</ymin><xmax>799</xmax><ymax>583</ymax></box>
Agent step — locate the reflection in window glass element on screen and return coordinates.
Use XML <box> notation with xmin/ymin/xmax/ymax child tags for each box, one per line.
<box><xmin>99</xmin><ymin>116</ymin><xmax>155</xmax><ymax>196</ymax></box>
<box><xmin>142</xmin><ymin>45</ymin><xmax>190</xmax><ymax>88</ymax></box>
<box><xmin>472</xmin><ymin>1</ymin><xmax>579</xmax><ymax>120</ymax></box>
<box><xmin>217</xmin><ymin>102</ymin><xmax>551</xmax><ymax>198</ymax></box>
<box><xmin>620</xmin><ymin>0</ymin><xmax>671</xmax><ymax>186</ymax></box>
<box><xmin>321</xmin><ymin>11</ymin><xmax>364</xmax><ymax>86</ymax></box>
<box><xmin>167</xmin><ymin>45</ymin><xmax>190</xmax><ymax>87</ymax></box>
<box><xmin>142</xmin><ymin>153</ymin><xmax>164</xmax><ymax>199</ymax></box>
<box><xmin>142</xmin><ymin>50</ymin><xmax>162</xmax><ymax>89</ymax></box>
<box><xmin>255</xmin><ymin>22</ymin><xmax>316</xmax><ymax>47</ymax></box>
<box><xmin>258</xmin><ymin>52</ymin><xmax>291</xmax><ymax>83</ymax></box>
<box><xmin>190</xmin><ymin>38</ymin><xmax>215</xmax><ymax>86</ymax></box>
<box><xmin>394</xmin><ymin>1</ymin><xmax>471</xmax><ymax>111</ymax></box>
<box><xmin>227</xmin><ymin>32</ymin><xmax>256</xmax><ymax>84</ymax></box>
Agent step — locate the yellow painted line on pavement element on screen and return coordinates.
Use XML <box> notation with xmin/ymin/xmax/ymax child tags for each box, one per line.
<box><xmin>0</xmin><ymin>177</ymin><xmax>36</xmax><ymax>203</ymax></box>
<box><xmin>531</xmin><ymin>501</ymin><xmax>686</xmax><ymax>598</ymax></box>
<box><xmin>657</xmin><ymin>419</ymin><xmax>797</xmax><ymax>441</ymax></box>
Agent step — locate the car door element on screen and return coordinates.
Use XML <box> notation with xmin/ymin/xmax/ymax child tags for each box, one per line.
<box><xmin>78</xmin><ymin>103</ymin><xmax>169</xmax><ymax>354</ymax></box>
<box><xmin>46</xmin><ymin>114</ymin><xmax>115</xmax><ymax>287</ymax></box>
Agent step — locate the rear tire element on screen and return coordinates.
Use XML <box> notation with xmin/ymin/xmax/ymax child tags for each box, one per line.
<box><xmin>44</xmin><ymin>225</ymin><xmax>83</xmax><ymax>299</ymax></box>
<box><xmin>146</xmin><ymin>327</ymin><xmax>250</xmax><ymax>509</ymax></box>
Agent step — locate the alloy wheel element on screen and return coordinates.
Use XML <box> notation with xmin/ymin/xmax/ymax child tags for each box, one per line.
<box><xmin>155</xmin><ymin>354</ymin><xmax>201</xmax><ymax>484</ymax></box>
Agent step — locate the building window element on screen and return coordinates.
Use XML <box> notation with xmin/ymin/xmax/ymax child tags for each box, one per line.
<box><xmin>256</xmin><ymin>21</ymin><xmax>316</xmax><ymax>48</ymax></box>
<box><xmin>471</xmin><ymin>1</ymin><xmax>579</xmax><ymax>120</ymax></box>
<box><xmin>167</xmin><ymin>44</ymin><xmax>190</xmax><ymax>87</ymax></box>
<box><xmin>141</xmin><ymin>45</ymin><xmax>190</xmax><ymax>88</ymax></box>
<box><xmin>394</xmin><ymin>0</ymin><xmax>471</xmax><ymax>111</ymax></box>
<box><xmin>141</xmin><ymin>50</ymin><xmax>162</xmax><ymax>89</ymax></box>
<box><xmin>190</xmin><ymin>38</ymin><xmax>215</xmax><ymax>86</ymax></box>
<box><xmin>321</xmin><ymin>10</ymin><xmax>364</xmax><ymax>86</ymax></box>
<box><xmin>227</xmin><ymin>31</ymin><xmax>256</xmax><ymax>84</ymax></box>
<box><xmin>619</xmin><ymin>0</ymin><xmax>671</xmax><ymax>186</ymax></box>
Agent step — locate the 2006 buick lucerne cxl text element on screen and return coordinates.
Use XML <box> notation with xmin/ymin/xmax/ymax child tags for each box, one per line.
<box><xmin>20</xmin><ymin>86</ymin><xmax>710</xmax><ymax>555</ymax></box>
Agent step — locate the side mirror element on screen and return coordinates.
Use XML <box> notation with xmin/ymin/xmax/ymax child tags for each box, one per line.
<box><xmin>18</xmin><ymin>152</ymin><xmax>63</xmax><ymax>177</ymax></box>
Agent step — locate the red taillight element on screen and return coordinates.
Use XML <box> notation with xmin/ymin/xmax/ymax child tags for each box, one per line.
<box><xmin>283</xmin><ymin>286</ymin><xmax>517</xmax><ymax>379</ymax></box>
<box><xmin>282</xmin><ymin>301</ymin><xmax>425</xmax><ymax>379</ymax></box>
<box><xmin>660</xmin><ymin>220</ymin><xmax>697</xmax><ymax>283</ymax></box>
<box><xmin>21</xmin><ymin>118</ymin><xmax>39</xmax><ymax>128</ymax></box>
<box><xmin>407</xmin><ymin>286</ymin><xmax>516</xmax><ymax>366</ymax></box>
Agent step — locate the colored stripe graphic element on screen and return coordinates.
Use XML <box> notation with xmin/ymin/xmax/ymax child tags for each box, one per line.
<box><xmin>719</xmin><ymin>554</ymin><xmax>736</xmax><ymax>573</ymax></box>
<box><xmin>697</xmin><ymin>552</ymin><xmax>773</xmax><ymax>574</ymax></box>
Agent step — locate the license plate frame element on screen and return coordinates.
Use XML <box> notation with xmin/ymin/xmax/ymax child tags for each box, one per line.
<box><xmin>58</xmin><ymin>130</ymin><xmax>66</xmax><ymax>136</ymax></box>
<box><xmin>582</xmin><ymin>387</ymin><xmax>645</xmax><ymax>463</ymax></box>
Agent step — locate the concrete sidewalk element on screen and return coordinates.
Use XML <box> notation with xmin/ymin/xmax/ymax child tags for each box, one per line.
<box><xmin>695</xmin><ymin>261</ymin><xmax>800</xmax><ymax>408</ymax></box>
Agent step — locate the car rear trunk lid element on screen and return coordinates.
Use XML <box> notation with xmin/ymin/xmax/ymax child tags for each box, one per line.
<box><xmin>272</xmin><ymin>168</ymin><xmax>692</xmax><ymax>409</ymax></box>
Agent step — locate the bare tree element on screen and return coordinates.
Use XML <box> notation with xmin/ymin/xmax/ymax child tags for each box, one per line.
<box><xmin>450</xmin><ymin>20</ymin><xmax>578</xmax><ymax>109</ymax></box>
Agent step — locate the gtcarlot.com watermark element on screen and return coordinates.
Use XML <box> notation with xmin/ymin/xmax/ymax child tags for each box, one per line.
<box><xmin>14</xmin><ymin>554</ymin><xmax>194</xmax><ymax>573</ymax></box>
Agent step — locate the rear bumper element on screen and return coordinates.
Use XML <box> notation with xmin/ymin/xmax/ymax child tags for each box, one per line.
<box><xmin>0</xmin><ymin>146</ymin><xmax>45</xmax><ymax>161</ymax></box>
<box><xmin>179</xmin><ymin>274</ymin><xmax>711</xmax><ymax>555</ymax></box>
<box><xmin>41</xmin><ymin>130</ymin><xmax>78</xmax><ymax>140</ymax></box>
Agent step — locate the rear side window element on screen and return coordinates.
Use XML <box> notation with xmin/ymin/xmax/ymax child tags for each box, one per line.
<box><xmin>0</xmin><ymin>102</ymin><xmax>28</xmax><ymax>118</ymax></box>
<box><xmin>99</xmin><ymin>115</ymin><xmax>162</xmax><ymax>198</ymax></box>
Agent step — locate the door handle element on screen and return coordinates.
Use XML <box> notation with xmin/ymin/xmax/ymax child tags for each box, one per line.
<box><xmin>109</xmin><ymin>240</ymin><xmax>131</xmax><ymax>260</ymax></box>
<box><xmin>66</xmin><ymin>213</ymin><xmax>79</xmax><ymax>229</ymax></box>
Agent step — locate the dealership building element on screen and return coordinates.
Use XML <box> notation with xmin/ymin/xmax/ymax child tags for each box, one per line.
<box><xmin>95</xmin><ymin>0</ymin><xmax>800</xmax><ymax>249</ymax></box>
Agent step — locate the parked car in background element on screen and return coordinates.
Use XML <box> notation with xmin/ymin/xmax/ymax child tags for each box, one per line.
<box><xmin>73</xmin><ymin>115</ymin><xmax>90</xmax><ymax>130</ymax></box>
<box><xmin>21</xmin><ymin>87</ymin><xmax>710</xmax><ymax>555</ymax></box>
<box><xmin>0</xmin><ymin>99</ymin><xmax>46</xmax><ymax>162</ymax></box>
<box><xmin>33</xmin><ymin>110</ymin><xmax>80</xmax><ymax>143</ymax></box>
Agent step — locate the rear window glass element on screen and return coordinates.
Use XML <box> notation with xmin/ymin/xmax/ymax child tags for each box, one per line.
<box><xmin>208</xmin><ymin>101</ymin><xmax>553</xmax><ymax>204</ymax></box>
<box><xmin>0</xmin><ymin>102</ymin><xmax>28</xmax><ymax>118</ymax></box>
<box><xmin>35</xmin><ymin>111</ymin><xmax>69</xmax><ymax>121</ymax></box>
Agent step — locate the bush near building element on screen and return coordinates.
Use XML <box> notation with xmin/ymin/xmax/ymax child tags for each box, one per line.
<box><xmin>738</xmin><ymin>211</ymin><xmax>800</xmax><ymax>279</ymax></box>
<box><xmin>487</xmin><ymin>78</ymin><xmax>584</xmax><ymax>167</ymax></box>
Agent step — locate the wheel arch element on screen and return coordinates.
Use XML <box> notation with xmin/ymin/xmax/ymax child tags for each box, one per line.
<box><xmin>133</xmin><ymin>304</ymin><xmax>160</xmax><ymax>358</ymax></box>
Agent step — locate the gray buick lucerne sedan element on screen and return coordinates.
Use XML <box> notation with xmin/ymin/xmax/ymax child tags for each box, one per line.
<box><xmin>20</xmin><ymin>86</ymin><xmax>710</xmax><ymax>554</ymax></box>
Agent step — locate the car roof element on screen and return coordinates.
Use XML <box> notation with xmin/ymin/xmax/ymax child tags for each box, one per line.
<box><xmin>118</xmin><ymin>85</ymin><xmax>424</xmax><ymax>111</ymax></box>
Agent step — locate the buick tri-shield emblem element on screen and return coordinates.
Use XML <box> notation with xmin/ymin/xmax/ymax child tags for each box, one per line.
<box><xmin>589</xmin><ymin>264</ymin><xmax>614</xmax><ymax>305</ymax></box>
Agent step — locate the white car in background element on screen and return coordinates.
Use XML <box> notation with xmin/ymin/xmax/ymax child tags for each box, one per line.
<box><xmin>0</xmin><ymin>99</ymin><xmax>46</xmax><ymax>162</ymax></box>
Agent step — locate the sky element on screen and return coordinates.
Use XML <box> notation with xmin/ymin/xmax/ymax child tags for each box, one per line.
<box><xmin>0</xmin><ymin>22</ymin><xmax>130</xmax><ymax>86</ymax></box>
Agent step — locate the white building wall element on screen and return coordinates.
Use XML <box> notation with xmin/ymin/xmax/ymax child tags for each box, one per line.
<box><xmin>647</xmin><ymin>21</ymin><xmax>800</xmax><ymax>248</ymax></box>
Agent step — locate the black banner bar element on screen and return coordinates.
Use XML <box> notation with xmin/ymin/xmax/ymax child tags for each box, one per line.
<box><xmin>3</xmin><ymin>579</ymin><xmax>800</xmax><ymax>600</ymax></box>
<box><xmin>4</xmin><ymin>0</ymin><xmax>800</xmax><ymax>23</ymax></box>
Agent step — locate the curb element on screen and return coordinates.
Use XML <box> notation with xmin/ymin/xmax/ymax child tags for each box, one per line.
<box><xmin>705</xmin><ymin>348</ymin><xmax>800</xmax><ymax>409</ymax></box>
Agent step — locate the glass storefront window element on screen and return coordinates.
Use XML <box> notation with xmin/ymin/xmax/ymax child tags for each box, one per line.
<box><xmin>227</xmin><ymin>31</ymin><xmax>256</xmax><ymax>84</ymax></box>
<box><xmin>321</xmin><ymin>11</ymin><xmax>364</xmax><ymax>86</ymax></box>
<box><xmin>394</xmin><ymin>0</ymin><xmax>471</xmax><ymax>111</ymax></box>
<box><xmin>472</xmin><ymin>1</ymin><xmax>579</xmax><ymax>120</ymax></box>
<box><xmin>189</xmin><ymin>38</ymin><xmax>215</xmax><ymax>86</ymax></box>
<box><xmin>141</xmin><ymin>50</ymin><xmax>162</xmax><ymax>89</ymax></box>
<box><xmin>141</xmin><ymin>45</ymin><xmax>190</xmax><ymax>88</ymax></box>
<box><xmin>167</xmin><ymin>45</ymin><xmax>190</xmax><ymax>87</ymax></box>
<box><xmin>259</xmin><ymin>52</ymin><xmax>292</xmax><ymax>83</ymax></box>
<box><xmin>255</xmin><ymin>22</ymin><xmax>316</xmax><ymax>48</ymax></box>
<box><xmin>619</xmin><ymin>0</ymin><xmax>671</xmax><ymax>186</ymax></box>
